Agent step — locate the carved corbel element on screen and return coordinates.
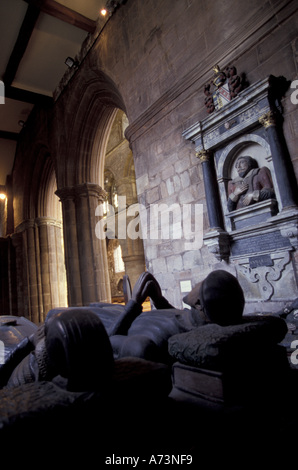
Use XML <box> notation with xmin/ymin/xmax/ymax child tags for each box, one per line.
<box><xmin>280</xmin><ymin>225</ymin><xmax>298</xmax><ymax>249</ymax></box>
<box><xmin>238</xmin><ymin>251</ymin><xmax>291</xmax><ymax>301</ymax></box>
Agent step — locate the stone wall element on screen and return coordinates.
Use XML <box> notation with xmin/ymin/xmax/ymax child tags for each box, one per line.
<box><xmin>10</xmin><ymin>0</ymin><xmax>298</xmax><ymax>315</ymax></box>
<box><xmin>118</xmin><ymin>0</ymin><xmax>298</xmax><ymax>308</ymax></box>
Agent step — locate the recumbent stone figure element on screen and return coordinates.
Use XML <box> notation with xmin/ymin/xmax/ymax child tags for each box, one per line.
<box><xmin>0</xmin><ymin>269</ymin><xmax>291</xmax><ymax>393</ymax></box>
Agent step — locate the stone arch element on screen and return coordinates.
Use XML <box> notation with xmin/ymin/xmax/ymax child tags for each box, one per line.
<box><xmin>103</xmin><ymin>109</ymin><xmax>146</xmax><ymax>293</ymax></box>
<box><xmin>53</xmin><ymin>70</ymin><xmax>128</xmax><ymax>306</ymax></box>
<box><xmin>16</xmin><ymin>143</ymin><xmax>50</xmax><ymax>222</ymax></box>
<box><xmin>37</xmin><ymin>152</ymin><xmax>61</xmax><ymax>220</ymax></box>
<box><xmin>13</xmin><ymin>144</ymin><xmax>67</xmax><ymax>322</ymax></box>
<box><xmin>56</xmin><ymin>70</ymin><xmax>126</xmax><ymax>188</ymax></box>
<box><xmin>19</xmin><ymin>141</ymin><xmax>63</xmax><ymax>224</ymax></box>
<box><xmin>91</xmin><ymin>107</ymin><xmax>119</xmax><ymax>188</ymax></box>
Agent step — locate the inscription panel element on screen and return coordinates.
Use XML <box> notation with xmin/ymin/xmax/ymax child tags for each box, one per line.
<box><xmin>249</xmin><ymin>254</ymin><xmax>273</xmax><ymax>268</ymax></box>
<box><xmin>231</xmin><ymin>231</ymin><xmax>291</xmax><ymax>256</ymax></box>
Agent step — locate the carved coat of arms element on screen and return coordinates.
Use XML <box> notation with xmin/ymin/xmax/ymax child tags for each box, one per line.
<box><xmin>204</xmin><ymin>64</ymin><xmax>246</xmax><ymax>114</ymax></box>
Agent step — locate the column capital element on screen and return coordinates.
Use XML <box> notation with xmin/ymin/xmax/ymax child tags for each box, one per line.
<box><xmin>56</xmin><ymin>183</ymin><xmax>107</xmax><ymax>203</ymax></box>
<box><xmin>15</xmin><ymin>218</ymin><xmax>35</xmax><ymax>233</ymax></box>
<box><xmin>74</xmin><ymin>183</ymin><xmax>107</xmax><ymax>201</ymax></box>
<box><xmin>15</xmin><ymin>217</ymin><xmax>62</xmax><ymax>233</ymax></box>
<box><xmin>55</xmin><ymin>186</ymin><xmax>74</xmax><ymax>201</ymax></box>
<box><xmin>11</xmin><ymin>231</ymin><xmax>22</xmax><ymax>247</ymax></box>
<box><xmin>35</xmin><ymin>217</ymin><xmax>62</xmax><ymax>229</ymax></box>
<box><xmin>196</xmin><ymin>149</ymin><xmax>212</xmax><ymax>163</ymax></box>
<box><xmin>259</xmin><ymin>110</ymin><xmax>278</xmax><ymax>128</ymax></box>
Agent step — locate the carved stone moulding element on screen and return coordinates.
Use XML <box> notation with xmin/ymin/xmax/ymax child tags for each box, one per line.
<box><xmin>203</xmin><ymin>228</ymin><xmax>230</xmax><ymax>262</ymax></box>
<box><xmin>183</xmin><ymin>71</ymin><xmax>298</xmax><ymax>307</ymax></box>
<box><xmin>270</xmin><ymin>207</ymin><xmax>298</xmax><ymax>250</ymax></box>
<box><xmin>229</xmin><ymin>209</ymin><xmax>298</xmax><ymax>306</ymax></box>
<box><xmin>226</xmin><ymin>199</ymin><xmax>278</xmax><ymax>231</ymax></box>
<box><xmin>56</xmin><ymin>183</ymin><xmax>107</xmax><ymax>203</ymax></box>
<box><xmin>183</xmin><ymin>74</ymin><xmax>297</xmax><ymax>262</ymax></box>
<box><xmin>183</xmin><ymin>75</ymin><xmax>283</xmax><ymax>153</ymax></box>
<box><xmin>236</xmin><ymin>249</ymin><xmax>298</xmax><ymax>304</ymax></box>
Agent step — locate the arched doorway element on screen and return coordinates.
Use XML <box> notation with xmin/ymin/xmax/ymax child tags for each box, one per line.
<box><xmin>103</xmin><ymin>110</ymin><xmax>146</xmax><ymax>301</ymax></box>
<box><xmin>54</xmin><ymin>69</ymin><xmax>145</xmax><ymax>306</ymax></box>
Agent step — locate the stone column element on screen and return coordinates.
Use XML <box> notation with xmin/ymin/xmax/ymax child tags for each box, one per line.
<box><xmin>26</xmin><ymin>220</ymin><xmax>41</xmax><ymax>323</ymax></box>
<box><xmin>51</xmin><ymin>222</ymin><xmax>68</xmax><ymax>308</ymax></box>
<box><xmin>116</xmin><ymin>177</ymin><xmax>146</xmax><ymax>289</ymax></box>
<box><xmin>197</xmin><ymin>149</ymin><xmax>230</xmax><ymax>260</ymax></box>
<box><xmin>122</xmin><ymin>251</ymin><xmax>146</xmax><ymax>290</ymax></box>
<box><xmin>11</xmin><ymin>232</ymin><xmax>25</xmax><ymax>318</ymax></box>
<box><xmin>56</xmin><ymin>184</ymin><xmax>111</xmax><ymax>306</ymax></box>
<box><xmin>36</xmin><ymin>218</ymin><xmax>68</xmax><ymax>319</ymax></box>
<box><xmin>259</xmin><ymin>110</ymin><xmax>298</xmax><ymax>210</ymax></box>
<box><xmin>14</xmin><ymin>219</ymin><xmax>41</xmax><ymax>324</ymax></box>
<box><xmin>74</xmin><ymin>183</ymin><xmax>111</xmax><ymax>305</ymax></box>
<box><xmin>12</xmin><ymin>218</ymin><xmax>68</xmax><ymax>323</ymax></box>
<box><xmin>0</xmin><ymin>196</ymin><xmax>7</xmax><ymax>237</ymax></box>
<box><xmin>196</xmin><ymin>150</ymin><xmax>224</xmax><ymax>230</ymax></box>
<box><xmin>56</xmin><ymin>187</ymin><xmax>82</xmax><ymax>306</ymax></box>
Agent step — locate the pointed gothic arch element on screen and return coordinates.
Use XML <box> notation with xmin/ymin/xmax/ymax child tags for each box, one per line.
<box><xmin>13</xmin><ymin>144</ymin><xmax>67</xmax><ymax>322</ymax></box>
<box><xmin>53</xmin><ymin>70</ymin><xmax>127</xmax><ymax>306</ymax></box>
<box><xmin>55</xmin><ymin>69</ymin><xmax>126</xmax><ymax>188</ymax></box>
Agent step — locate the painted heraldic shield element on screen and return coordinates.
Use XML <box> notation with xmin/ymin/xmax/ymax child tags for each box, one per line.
<box><xmin>213</xmin><ymin>82</ymin><xmax>231</xmax><ymax>110</ymax></box>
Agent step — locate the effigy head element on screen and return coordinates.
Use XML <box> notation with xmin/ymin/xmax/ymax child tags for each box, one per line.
<box><xmin>45</xmin><ymin>309</ymin><xmax>114</xmax><ymax>392</ymax></box>
<box><xmin>183</xmin><ymin>270</ymin><xmax>245</xmax><ymax>326</ymax></box>
<box><xmin>235</xmin><ymin>155</ymin><xmax>258</xmax><ymax>178</ymax></box>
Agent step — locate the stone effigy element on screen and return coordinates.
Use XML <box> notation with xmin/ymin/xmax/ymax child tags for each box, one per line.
<box><xmin>0</xmin><ymin>270</ymin><xmax>297</xmax><ymax>464</ymax></box>
<box><xmin>0</xmin><ymin>270</ymin><xmax>293</xmax><ymax>391</ymax></box>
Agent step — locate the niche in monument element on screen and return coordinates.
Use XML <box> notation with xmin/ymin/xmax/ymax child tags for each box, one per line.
<box><xmin>215</xmin><ymin>137</ymin><xmax>293</xmax><ymax>259</ymax></box>
<box><xmin>225</xmin><ymin>148</ymin><xmax>278</xmax><ymax>230</ymax></box>
<box><xmin>183</xmin><ymin>66</ymin><xmax>298</xmax><ymax>308</ymax></box>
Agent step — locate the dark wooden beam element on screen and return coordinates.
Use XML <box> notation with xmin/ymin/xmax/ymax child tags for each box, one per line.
<box><xmin>2</xmin><ymin>0</ymin><xmax>94</xmax><ymax>108</ymax></box>
<box><xmin>0</xmin><ymin>131</ymin><xmax>19</xmax><ymax>141</ymax></box>
<box><xmin>24</xmin><ymin>0</ymin><xmax>96</xmax><ymax>33</ymax></box>
<box><xmin>6</xmin><ymin>86</ymin><xmax>53</xmax><ymax>106</ymax></box>
<box><xmin>2</xmin><ymin>4</ymin><xmax>40</xmax><ymax>87</ymax></box>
